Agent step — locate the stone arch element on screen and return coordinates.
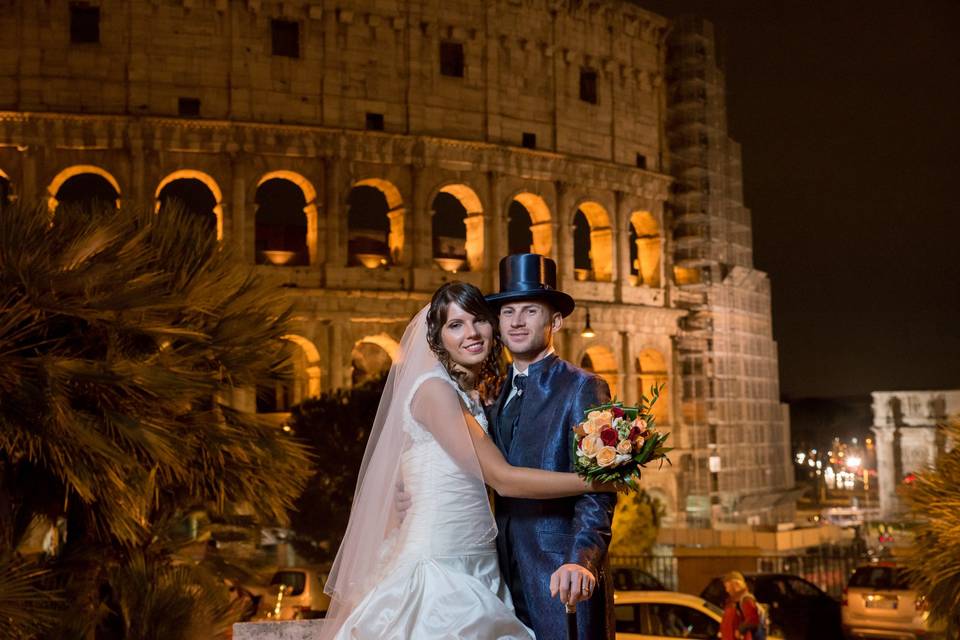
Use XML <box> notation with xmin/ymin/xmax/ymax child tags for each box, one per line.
<box><xmin>636</xmin><ymin>348</ymin><xmax>669</xmax><ymax>424</ymax></box>
<box><xmin>47</xmin><ymin>165</ymin><xmax>121</xmax><ymax>214</ymax></box>
<box><xmin>351</xmin><ymin>332</ymin><xmax>399</xmax><ymax>387</ymax></box>
<box><xmin>255</xmin><ymin>171</ymin><xmax>318</xmax><ymax>266</ymax></box>
<box><xmin>282</xmin><ymin>334</ymin><xmax>322</xmax><ymax>399</ymax></box>
<box><xmin>349</xmin><ymin>178</ymin><xmax>405</xmax><ymax>267</ymax></box>
<box><xmin>572</xmin><ymin>201</ymin><xmax>613</xmax><ymax>282</ymax></box>
<box><xmin>431</xmin><ymin>183</ymin><xmax>484</xmax><ymax>272</ymax></box>
<box><xmin>630</xmin><ymin>211</ymin><xmax>661</xmax><ymax>287</ymax></box>
<box><xmin>507</xmin><ymin>192</ymin><xmax>552</xmax><ymax>256</ymax></box>
<box><xmin>155</xmin><ymin>170</ymin><xmax>224</xmax><ymax>239</ymax></box>
<box><xmin>580</xmin><ymin>344</ymin><xmax>619</xmax><ymax>398</ymax></box>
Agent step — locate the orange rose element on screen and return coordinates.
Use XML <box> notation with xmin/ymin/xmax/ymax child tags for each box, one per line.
<box><xmin>616</xmin><ymin>439</ymin><xmax>634</xmax><ymax>455</ymax></box>
<box><xmin>581</xmin><ymin>434</ymin><xmax>604</xmax><ymax>458</ymax></box>
<box><xmin>596</xmin><ymin>446</ymin><xmax>618</xmax><ymax>468</ymax></box>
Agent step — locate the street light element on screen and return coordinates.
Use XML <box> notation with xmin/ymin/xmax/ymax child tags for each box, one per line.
<box><xmin>581</xmin><ymin>308</ymin><xmax>596</xmax><ymax>338</ymax></box>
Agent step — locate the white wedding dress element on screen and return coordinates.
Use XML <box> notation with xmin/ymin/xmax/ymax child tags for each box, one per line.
<box><xmin>331</xmin><ymin>367</ymin><xmax>533</xmax><ymax>639</ymax></box>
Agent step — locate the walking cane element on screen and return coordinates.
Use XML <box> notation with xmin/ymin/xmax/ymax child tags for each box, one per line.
<box><xmin>565</xmin><ymin>603</ymin><xmax>578</xmax><ymax>640</ymax></box>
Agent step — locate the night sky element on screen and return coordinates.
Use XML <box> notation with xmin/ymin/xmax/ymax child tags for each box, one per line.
<box><xmin>640</xmin><ymin>0</ymin><xmax>960</xmax><ymax>399</ymax></box>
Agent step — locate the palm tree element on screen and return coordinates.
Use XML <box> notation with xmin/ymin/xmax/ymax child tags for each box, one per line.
<box><xmin>905</xmin><ymin>418</ymin><xmax>960</xmax><ymax>630</ymax></box>
<box><xmin>0</xmin><ymin>200</ymin><xmax>313</xmax><ymax>637</ymax></box>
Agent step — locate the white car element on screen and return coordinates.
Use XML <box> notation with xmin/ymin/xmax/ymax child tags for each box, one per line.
<box><xmin>615</xmin><ymin>591</ymin><xmax>725</xmax><ymax>639</ymax></box>
<box><xmin>842</xmin><ymin>564</ymin><xmax>946</xmax><ymax>640</ymax></box>
<box><xmin>255</xmin><ymin>566</ymin><xmax>330</xmax><ymax>621</ymax></box>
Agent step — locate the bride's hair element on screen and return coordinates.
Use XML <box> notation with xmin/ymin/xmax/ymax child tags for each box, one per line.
<box><xmin>426</xmin><ymin>282</ymin><xmax>503</xmax><ymax>403</ymax></box>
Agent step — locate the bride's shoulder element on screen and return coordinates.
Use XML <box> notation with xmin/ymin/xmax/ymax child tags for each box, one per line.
<box><xmin>407</xmin><ymin>365</ymin><xmax>460</xmax><ymax>405</ymax></box>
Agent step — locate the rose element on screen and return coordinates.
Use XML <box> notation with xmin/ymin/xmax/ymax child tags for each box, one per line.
<box><xmin>617</xmin><ymin>439</ymin><xmax>634</xmax><ymax>455</ymax></box>
<box><xmin>588</xmin><ymin>410</ymin><xmax>613</xmax><ymax>431</ymax></box>
<box><xmin>600</xmin><ymin>427</ymin><xmax>619</xmax><ymax>447</ymax></box>
<box><xmin>580</xmin><ymin>434</ymin><xmax>604</xmax><ymax>458</ymax></box>
<box><xmin>574</xmin><ymin>423</ymin><xmax>587</xmax><ymax>438</ymax></box>
<box><xmin>632</xmin><ymin>418</ymin><xmax>648</xmax><ymax>431</ymax></box>
<box><xmin>595</xmin><ymin>446</ymin><xmax>618</xmax><ymax>467</ymax></box>
<box><xmin>611</xmin><ymin>406</ymin><xmax>624</xmax><ymax>418</ymax></box>
<box><xmin>583</xmin><ymin>420</ymin><xmax>601</xmax><ymax>435</ymax></box>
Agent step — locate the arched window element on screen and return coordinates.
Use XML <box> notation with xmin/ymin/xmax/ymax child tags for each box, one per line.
<box><xmin>347</xmin><ymin>180</ymin><xmax>404</xmax><ymax>268</ymax></box>
<box><xmin>572</xmin><ymin>202</ymin><xmax>613</xmax><ymax>282</ymax></box>
<box><xmin>507</xmin><ymin>201</ymin><xmax>534</xmax><ymax>254</ymax></box>
<box><xmin>47</xmin><ymin>166</ymin><xmax>121</xmax><ymax>218</ymax></box>
<box><xmin>256</xmin><ymin>335</ymin><xmax>322</xmax><ymax>413</ymax></box>
<box><xmin>156</xmin><ymin>172</ymin><xmax>221</xmax><ymax>236</ymax></box>
<box><xmin>580</xmin><ymin>344</ymin><xmax>619</xmax><ymax>398</ymax></box>
<box><xmin>637</xmin><ymin>348</ymin><xmax>669</xmax><ymax>424</ymax></box>
<box><xmin>630</xmin><ymin>211</ymin><xmax>661</xmax><ymax>287</ymax></box>
<box><xmin>351</xmin><ymin>342</ymin><xmax>391</xmax><ymax>387</ymax></box>
<box><xmin>0</xmin><ymin>170</ymin><xmax>10</xmax><ymax>208</ymax></box>
<box><xmin>507</xmin><ymin>193</ymin><xmax>552</xmax><ymax>256</ymax></box>
<box><xmin>255</xmin><ymin>178</ymin><xmax>309</xmax><ymax>266</ymax></box>
<box><xmin>432</xmin><ymin>192</ymin><xmax>468</xmax><ymax>272</ymax></box>
<box><xmin>572</xmin><ymin>210</ymin><xmax>591</xmax><ymax>279</ymax></box>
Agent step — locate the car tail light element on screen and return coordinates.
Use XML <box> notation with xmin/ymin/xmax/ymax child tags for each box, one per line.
<box><xmin>841</xmin><ymin>587</ymin><xmax>848</xmax><ymax>607</ymax></box>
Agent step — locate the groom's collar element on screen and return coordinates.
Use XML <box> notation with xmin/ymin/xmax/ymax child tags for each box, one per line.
<box><xmin>510</xmin><ymin>349</ymin><xmax>557</xmax><ymax>379</ymax></box>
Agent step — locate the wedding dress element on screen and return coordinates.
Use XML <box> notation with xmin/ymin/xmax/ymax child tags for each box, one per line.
<box><xmin>323</xmin><ymin>308</ymin><xmax>533</xmax><ymax>640</ymax></box>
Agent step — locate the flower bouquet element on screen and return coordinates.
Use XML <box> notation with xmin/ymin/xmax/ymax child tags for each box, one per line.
<box><xmin>572</xmin><ymin>384</ymin><xmax>671</xmax><ymax>490</ymax></box>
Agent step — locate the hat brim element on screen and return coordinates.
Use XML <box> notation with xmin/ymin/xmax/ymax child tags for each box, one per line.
<box><xmin>485</xmin><ymin>289</ymin><xmax>576</xmax><ymax>318</ymax></box>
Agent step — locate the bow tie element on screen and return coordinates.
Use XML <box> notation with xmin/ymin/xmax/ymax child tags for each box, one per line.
<box><xmin>513</xmin><ymin>374</ymin><xmax>527</xmax><ymax>394</ymax></box>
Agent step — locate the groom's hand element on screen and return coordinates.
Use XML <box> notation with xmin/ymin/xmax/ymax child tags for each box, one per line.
<box><xmin>550</xmin><ymin>563</ymin><xmax>596</xmax><ymax>606</ymax></box>
<box><xmin>395</xmin><ymin>480</ymin><xmax>411</xmax><ymax>522</ymax></box>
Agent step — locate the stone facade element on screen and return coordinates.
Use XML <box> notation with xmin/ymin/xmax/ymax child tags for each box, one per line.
<box><xmin>871</xmin><ymin>389</ymin><xmax>960</xmax><ymax>519</ymax></box>
<box><xmin>0</xmin><ymin>1</ymin><xmax>791</xmax><ymax>525</ymax></box>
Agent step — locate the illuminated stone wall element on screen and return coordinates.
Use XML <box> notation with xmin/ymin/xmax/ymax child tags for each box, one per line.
<box><xmin>0</xmin><ymin>1</ymin><xmax>791</xmax><ymax>526</ymax></box>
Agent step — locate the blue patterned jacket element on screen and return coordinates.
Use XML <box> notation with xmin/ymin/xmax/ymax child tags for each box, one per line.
<box><xmin>488</xmin><ymin>354</ymin><xmax>616</xmax><ymax>640</ymax></box>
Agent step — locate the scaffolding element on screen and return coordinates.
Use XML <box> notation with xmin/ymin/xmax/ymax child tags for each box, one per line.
<box><xmin>666</xmin><ymin>17</ymin><xmax>794</xmax><ymax>527</ymax></box>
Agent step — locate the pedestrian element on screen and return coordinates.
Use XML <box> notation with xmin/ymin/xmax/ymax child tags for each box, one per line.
<box><xmin>719</xmin><ymin>571</ymin><xmax>761</xmax><ymax>640</ymax></box>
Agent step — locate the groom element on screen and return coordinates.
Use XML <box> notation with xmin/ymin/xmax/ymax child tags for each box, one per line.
<box><xmin>486</xmin><ymin>253</ymin><xmax>617</xmax><ymax>640</ymax></box>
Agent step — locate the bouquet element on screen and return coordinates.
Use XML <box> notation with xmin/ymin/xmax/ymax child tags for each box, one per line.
<box><xmin>572</xmin><ymin>384</ymin><xmax>671</xmax><ymax>490</ymax></box>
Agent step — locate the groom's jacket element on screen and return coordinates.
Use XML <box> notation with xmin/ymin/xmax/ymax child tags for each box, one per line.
<box><xmin>489</xmin><ymin>353</ymin><xmax>616</xmax><ymax>640</ymax></box>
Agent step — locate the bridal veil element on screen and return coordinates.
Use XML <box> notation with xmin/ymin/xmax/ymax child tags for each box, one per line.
<box><xmin>320</xmin><ymin>306</ymin><xmax>497</xmax><ymax>636</ymax></box>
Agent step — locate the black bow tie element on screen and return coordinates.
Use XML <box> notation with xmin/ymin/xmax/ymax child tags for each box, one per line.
<box><xmin>513</xmin><ymin>374</ymin><xmax>527</xmax><ymax>393</ymax></box>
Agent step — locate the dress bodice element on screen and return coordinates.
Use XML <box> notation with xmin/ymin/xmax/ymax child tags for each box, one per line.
<box><xmin>392</xmin><ymin>367</ymin><xmax>496</xmax><ymax>560</ymax></box>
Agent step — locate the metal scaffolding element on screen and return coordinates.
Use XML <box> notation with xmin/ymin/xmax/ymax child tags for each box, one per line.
<box><xmin>666</xmin><ymin>17</ymin><xmax>794</xmax><ymax>527</ymax></box>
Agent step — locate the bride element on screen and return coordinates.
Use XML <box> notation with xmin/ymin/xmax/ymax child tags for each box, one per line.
<box><xmin>320</xmin><ymin>282</ymin><xmax>616</xmax><ymax>639</ymax></box>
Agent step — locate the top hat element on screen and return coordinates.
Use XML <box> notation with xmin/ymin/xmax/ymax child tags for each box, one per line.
<box><xmin>485</xmin><ymin>253</ymin><xmax>576</xmax><ymax>317</ymax></box>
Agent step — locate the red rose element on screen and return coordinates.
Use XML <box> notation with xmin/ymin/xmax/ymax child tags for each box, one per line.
<box><xmin>611</xmin><ymin>406</ymin><xmax>624</xmax><ymax>418</ymax></box>
<box><xmin>628</xmin><ymin>426</ymin><xmax>642</xmax><ymax>441</ymax></box>
<box><xmin>600</xmin><ymin>428</ymin><xmax>619</xmax><ymax>447</ymax></box>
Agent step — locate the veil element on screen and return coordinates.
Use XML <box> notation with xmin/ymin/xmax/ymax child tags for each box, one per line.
<box><xmin>320</xmin><ymin>305</ymin><xmax>496</xmax><ymax>636</ymax></box>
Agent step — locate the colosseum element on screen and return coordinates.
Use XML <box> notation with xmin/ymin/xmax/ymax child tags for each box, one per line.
<box><xmin>0</xmin><ymin>0</ymin><xmax>794</xmax><ymax>527</ymax></box>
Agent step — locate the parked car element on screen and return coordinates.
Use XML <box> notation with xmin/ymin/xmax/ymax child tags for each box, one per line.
<box><xmin>841</xmin><ymin>564</ymin><xmax>946</xmax><ymax>640</ymax></box>
<box><xmin>701</xmin><ymin>573</ymin><xmax>842</xmax><ymax>640</ymax></box>
<box><xmin>615</xmin><ymin>591</ymin><xmax>724</xmax><ymax>639</ymax></box>
<box><xmin>255</xmin><ymin>566</ymin><xmax>330</xmax><ymax>620</ymax></box>
<box><xmin>612</xmin><ymin>567</ymin><xmax>667</xmax><ymax>592</ymax></box>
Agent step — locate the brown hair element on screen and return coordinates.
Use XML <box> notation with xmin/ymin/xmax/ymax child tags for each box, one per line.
<box><xmin>426</xmin><ymin>282</ymin><xmax>504</xmax><ymax>403</ymax></box>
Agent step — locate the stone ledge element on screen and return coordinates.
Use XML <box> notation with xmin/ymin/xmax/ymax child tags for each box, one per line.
<box><xmin>233</xmin><ymin>620</ymin><xmax>327</xmax><ymax>640</ymax></box>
